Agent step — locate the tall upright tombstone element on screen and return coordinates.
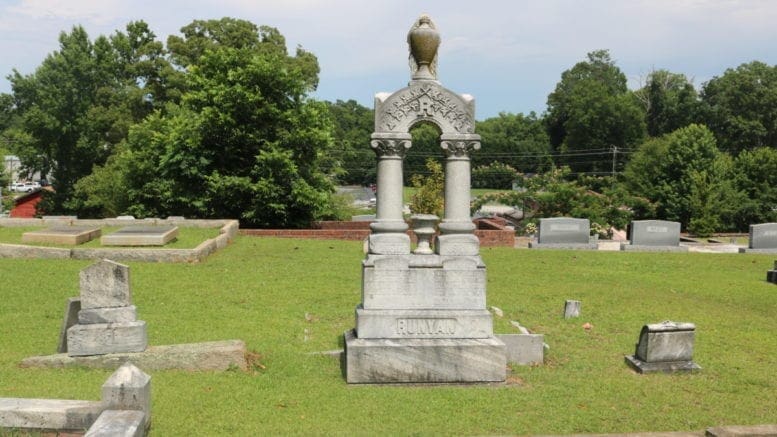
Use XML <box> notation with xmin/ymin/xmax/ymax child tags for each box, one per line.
<box><xmin>621</xmin><ymin>220</ymin><xmax>687</xmax><ymax>252</ymax></box>
<box><xmin>739</xmin><ymin>223</ymin><xmax>777</xmax><ymax>253</ymax></box>
<box><xmin>344</xmin><ymin>14</ymin><xmax>506</xmax><ymax>383</ymax></box>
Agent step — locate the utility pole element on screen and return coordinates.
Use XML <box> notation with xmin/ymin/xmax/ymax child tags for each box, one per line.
<box><xmin>611</xmin><ymin>145</ymin><xmax>618</xmax><ymax>176</ymax></box>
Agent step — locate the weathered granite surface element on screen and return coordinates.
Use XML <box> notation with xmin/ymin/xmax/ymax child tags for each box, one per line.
<box><xmin>705</xmin><ymin>424</ymin><xmax>777</xmax><ymax>436</ymax></box>
<box><xmin>78</xmin><ymin>305</ymin><xmax>138</xmax><ymax>324</ymax></box>
<box><xmin>344</xmin><ymin>330</ymin><xmax>505</xmax><ymax>383</ymax></box>
<box><xmin>626</xmin><ymin>321</ymin><xmax>700</xmax><ymax>373</ymax></box>
<box><xmin>538</xmin><ymin>217</ymin><xmax>591</xmax><ymax>244</ymax></box>
<box><xmin>86</xmin><ymin>410</ymin><xmax>146</xmax><ymax>437</ymax></box>
<box><xmin>630</xmin><ymin>220</ymin><xmax>681</xmax><ymax>246</ymax></box>
<box><xmin>355</xmin><ymin>307</ymin><xmax>493</xmax><ymax>339</ymax></box>
<box><xmin>102</xmin><ymin>363</ymin><xmax>151</xmax><ymax>418</ymax></box>
<box><xmin>67</xmin><ymin>321</ymin><xmax>148</xmax><ymax>356</ymax></box>
<box><xmin>21</xmin><ymin>340</ymin><xmax>247</xmax><ymax>371</ymax></box>
<box><xmin>621</xmin><ymin>243</ymin><xmax>688</xmax><ymax>252</ymax></box>
<box><xmin>529</xmin><ymin>242</ymin><xmax>598</xmax><ymax>250</ymax></box>
<box><xmin>0</xmin><ymin>398</ymin><xmax>103</xmax><ymax>430</ymax></box>
<box><xmin>57</xmin><ymin>297</ymin><xmax>81</xmax><ymax>353</ymax></box>
<box><xmin>80</xmin><ymin>260</ymin><xmax>132</xmax><ymax>309</ymax></box>
<box><xmin>101</xmin><ymin>225</ymin><xmax>178</xmax><ymax>246</ymax></box>
<box><xmin>748</xmin><ymin>222</ymin><xmax>777</xmax><ymax>249</ymax></box>
<box><xmin>22</xmin><ymin>227</ymin><xmax>101</xmax><ymax>245</ymax></box>
<box><xmin>564</xmin><ymin>300</ymin><xmax>581</xmax><ymax>319</ymax></box>
<box><xmin>496</xmin><ymin>333</ymin><xmax>544</xmax><ymax>365</ymax></box>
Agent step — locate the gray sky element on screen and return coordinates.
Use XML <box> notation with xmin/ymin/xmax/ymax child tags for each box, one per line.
<box><xmin>1</xmin><ymin>0</ymin><xmax>776</xmax><ymax>119</ymax></box>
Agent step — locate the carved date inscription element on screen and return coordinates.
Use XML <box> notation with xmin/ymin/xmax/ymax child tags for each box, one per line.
<box><xmin>380</xmin><ymin>84</ymin><xmax>473</xmax><ymax>133</ymax></box>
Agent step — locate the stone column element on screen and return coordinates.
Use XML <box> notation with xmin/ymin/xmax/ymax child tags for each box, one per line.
<box><xmin>436</xmin><ymin>133</ymin><xmax>481</xmax><ymax>255</ymax></box>
<box><xmin>368</xmin><ymin>132</ymin><xmax>412</xmax><ymax>254</ymax></box>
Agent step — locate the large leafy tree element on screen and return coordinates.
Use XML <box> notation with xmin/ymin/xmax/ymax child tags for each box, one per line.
<box><xmin>325</xmin><ymin>99</ymin><xmax>375</xmax><ymax>184</ymax></box>
<box><xmin>623</xmin><ymin>124</ymin><xmax>739</xmax><ymax>232</ymax></box>
<box><xmin>634</xmin><ymin>69</ymin><xmax>701</xmax><ymax>137</ymax></box>
<box><xmin>732</xmin><ymin>147</ymin><xmax>777</xmax><ymax>227</ymax></box>
<box><xmin>700</xmin><ymin>61</ymin><xmax>777</xmax><ymax>153</ymax></box>
<box><xmin>8</xmin><ymin>22</ymin><xmax>173</xmax><ymax>213</ymax></box>
<box><xmin>546</xmin><ymin>50</ymin><xmax>646</xmax><ymax>174</ymax></box>
<box><xmin>77</xmin><ymin>19</ymin><xmax>336</xmax><ymax>227</ymax></box>
<box><xmin>475</xmin><ymin>112</ymin><xmax>551</xmax><ymax>172</ymax></box>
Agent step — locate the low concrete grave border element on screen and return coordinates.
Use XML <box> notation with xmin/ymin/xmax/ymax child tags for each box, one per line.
<box><xmin>0</xmin><ymin>218</ymin><xmax>238</xmax><ymax>262</ymax></box>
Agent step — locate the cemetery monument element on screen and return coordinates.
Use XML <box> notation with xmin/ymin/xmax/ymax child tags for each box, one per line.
<box><xmin>344</xmin><ymin>14</ymin><xmax>507</xmax><ymax>383</ymax></box>
<box><xmin>621</xmin><ymin>220</ymin><xmax>687</xmax><ymax>252</ymax></box>
<box><xmin>625</xmin><ymin>321</ymin><xmax>701</xmax><ymax>373</ymax></box>
<box><xmin>529</xmin><ymin>217</ymin><xmax>598</xmax><ymax>250</ymax></box>
<box><xmin>739</xmin><ymin>222</ymin><xmax>777</xmax><ymax>253</ymax></box>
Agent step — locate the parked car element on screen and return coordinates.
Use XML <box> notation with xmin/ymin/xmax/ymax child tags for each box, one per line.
<box><xmin>11</xmin><ymin>182</ymin><xmax>38</xmax><ymax>192</ymax></box>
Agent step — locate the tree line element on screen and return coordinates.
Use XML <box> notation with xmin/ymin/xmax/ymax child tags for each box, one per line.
<box><xmin>1</xmin><ymin>19</ymin><xmax>775</xmax><ymax>231</ymax></box>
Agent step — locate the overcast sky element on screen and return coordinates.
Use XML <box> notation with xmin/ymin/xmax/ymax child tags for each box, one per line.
<box><xmin>1</xmin><ymin>0</ymin><xmax>776</xmax><ymax>119</ymax></box>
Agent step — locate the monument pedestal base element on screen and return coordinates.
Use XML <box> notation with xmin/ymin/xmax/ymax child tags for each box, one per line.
<box><xmin>528</xmin><ymin>242</ymin><xmax>598</xmax><ymax>250</ymax></box>
<box><xmin>67</xmin><ymin>321</ymin><xmax>148</xmax><ymax>356</ymax></box>
<box><xmin>624</xmin><ymin>355</ymin><xmax>701</xmax><ymax>374</ymax></box>
<box><xmin>344</xmin><ymin>329</ymin><xmax>506</xmax><ymax>383</ymax></box>
<box><xmin>620</xmin><ymin>243</ymin><xmax>688</xmax><ymax>252</ymax></box>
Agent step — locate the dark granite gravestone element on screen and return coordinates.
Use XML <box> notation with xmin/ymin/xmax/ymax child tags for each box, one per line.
<box><xmin>767</xmin><ymin>260</ymin><xmax>777</xmax><ymax>284</ymax></box>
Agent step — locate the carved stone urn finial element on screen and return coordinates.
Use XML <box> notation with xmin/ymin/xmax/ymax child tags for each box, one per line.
<box><xmin>407</xmin><ymin>14</ymin><xmax>440</xmax><ymax>81</ymax></box>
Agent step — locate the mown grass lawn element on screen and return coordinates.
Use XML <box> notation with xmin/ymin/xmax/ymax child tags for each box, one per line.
<box><xmin>0</xmin><ymin>237</ymin><xmax>775</xmax><ymax>435</ymax></box>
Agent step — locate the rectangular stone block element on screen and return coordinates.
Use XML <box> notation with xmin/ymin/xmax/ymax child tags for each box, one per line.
<box><xmin>101</xmin><ymin>363</ymin><xmax>151</xmax><ymax>417</ymax></box>
<box><xmin>79</xmin><ymin>305</ymin><xmax>137</xmax><ymax>324</ymax></box>
<box><xmin>538</xmin><ymin>217</ymin><xmax>590</xmax><ymax>244</ymax></box>
<box><xmin>344</xmin><ymin>329</ymin><xmax>506</xmax><ymax>383</ymax></box>
<box><xmin>528</xmin><ymin>242</ymin><xmax>598</xmax><ymax>250</ymax></box>
<box><xmin>368</xmin><ymin>233</ymin><xmax>410</xmax><ymax>255</ymax></box>
<box><xmin>705</xmin><ymin>424</ymin><xmax>777</xmax><ymax>437</ymax></box>
<box><xmin>635</xmin><ymin>321</ymin><xmax>695</xmax><ymax>363</ymax></box>
<box><xmin>564</xmin><ymin>300</ymin><xmax>581</xmax><ymax>319</ymax></box>
<box><xmin>22</xmin><ymin>227</ymin><xmax>101</xmax><ymax>245</ymax></box>
<box><xmin>620</xmin><ymin>243</ymin><xmax>688</xmax><ymax>252</ymax></box>
<box><xmin>0</xmin><ymin>398</ymin><xmax>103</xmax><ymax>431</ymax></box>
<box><xmin>496</xmin><ymin>333</ymin><xmax>544</xmax><ymax>365</ymax></box>
<box><xmin>355</xmin><ymin>307</ymin><xmax>494</xmax><ymax>339</ymax></box>
<box><xmin>86</xmin><ymin>410</ymin><xmax>146</xmax><ymax>437</ymax></box>
<box><xmin>80</xmin><ymin>260</ymin><xmax>132</xmax><ymax>309</ymax></box>
<box><xmin>362</xmin><ymin>263</ymin><xmax>486</xmax><ymax>309</ymax></box>
<box><xmin>625</xmin><ymin>354</ymin><xmax>701</xmax><ymax>373</ymax></box>
<box><xmin>630</xmin><ymin>220</ymin><xmax>681</xmax><ymax>246</ymax></box>
<box><xmin>57</xmin><ymin>297</ymin><xmax>81</xmax><ymax>353</ymax></box>
<box><xmin>101</xmin><ymin>225</ymin><xmax>178</xmax><ymax>246</ymax></box>
<box><xmin>749</xmin><ymin>222</ymin><xmax>777</xmax><ymax>249</ymax></box>
<box><xmin>67</xmin><ymin>321</ymin><xmax>147</xmax><ymax>356</ymax></box>
<box><xmin>435</xmin><ymin>234</ymin><xmax>480</xmax><ymax>256</ymax></box>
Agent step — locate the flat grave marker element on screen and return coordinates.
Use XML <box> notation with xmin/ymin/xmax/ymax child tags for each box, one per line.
<box><xmin>101</xmin><ymin>226</ymin><xmax>178</xmax><ymax>246</ymax></box>
<box><xmin>22</xmin><ymin>227</ymin><xmax>101</xmax><ymax>245</ymax></box>
<box><xmin>529</xmin><ymin>217</ymin><xmax>597</xmax><ymax>250</ymax></box>
<box><xmin>744</xmin><ymin>223</ymin><xmax>777</xmax><ymax>252</ymax></box>
<box><xmin>621</xmin><ymin>220</ymin><xmax>687</xmax><ymax>252</ymax></box>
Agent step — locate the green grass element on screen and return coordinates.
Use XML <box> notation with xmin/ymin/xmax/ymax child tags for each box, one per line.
<box><xmin>1</xmin><ymin>238</ymin><xmax>776</xmax><ymax>434</ymax></box>
<box><xmin>0</xmin><ymin>226</ymin><xmax>220</xmax><ymax>249</ymax></box>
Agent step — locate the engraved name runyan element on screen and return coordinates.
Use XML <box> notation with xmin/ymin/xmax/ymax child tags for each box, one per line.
<box><xmin>396</xmin><ymin>318</ymin><xmax>456</xmax><ymax>335</ymax></box>
<box><xmin>379</xmin><ymin>84</ymin><xmax>474</xmax><ymax>133</ymax></box>
<box><xmin>646</xmin><ymin>226</ymin><xmax>669</xmax><ymax>233</ymax></box>
<box><xmin>549</xmin><ymin>224</ymin><xmax>580</xmax><ymax>232</ymax></box>
<box><xmin>764</xmin><ymin>230</ymin><xmax>777</xmax><ymax>237</ymax></box>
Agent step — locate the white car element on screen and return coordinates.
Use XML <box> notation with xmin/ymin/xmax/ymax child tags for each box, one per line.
<box><xmin>11</xmin><ymin>182</ymin><xmax>38</xmax><ymax>192</ymax></box>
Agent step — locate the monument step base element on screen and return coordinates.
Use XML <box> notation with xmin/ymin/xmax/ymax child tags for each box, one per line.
<box><xmin>67</xmin><ymin>321</ymin><xmax>148</xmax><ymax>356</ymax></box>
<box><xmin>625</xmin><ymin>355</ymin><xmax>701</xmax><ymax>374</ymax></box>
<box><xmin>344</xmin><ymin>329</ymin><xmax>506</xmax><ymax>383</ymax></box>
<box><xmin>767</xmin><ymin>270</ymin><xmax>776</xmax><ymax>283</ymax></box>
<box><xmin>21</xmin><ymin>340</ymin><xmax>247</xmax><ymax>371</ymax></box>
<box><xmin>621</xmin><ymin>244</ymin><xmax>688</xmax><ymax>252</ymax></box>
<box><xmin>738</xmin><ymin>248</ymin><xmax>777</xmax><ymax>254</ymax></box>
<box><xmin>528</xmin><ymin>242</ymin><xmax>598</xmax><ymax>250</ymax></box>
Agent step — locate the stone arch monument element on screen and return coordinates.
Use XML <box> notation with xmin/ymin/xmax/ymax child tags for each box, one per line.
<box><xmin>344</xmin><ymin>14</ymin><xmax>506</xmax><ymax>383</ymax></box>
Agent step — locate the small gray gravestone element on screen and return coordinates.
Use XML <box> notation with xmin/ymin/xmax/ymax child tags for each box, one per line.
<box><xmin>67</xmin><ymin>260</ymin><xmax>147</xmax><ymax>356</ymax></box>
<box><xmin>101</xmin><ymin>226</ymin><xmax>178</xmax><ymax>246</ymax></box>
<box><xmin>564</xmin><ymin>300</ymin><xmax>581</xmax><ymax>319</ymax></box>
<box><xmin>767</xmin><ymin>260</ymin><xmax>777</xmax><ymax>284</ymax></box>
<box><xmin>621</xmin><ymin>220</ymin><xmax>687</xmax><ymax>252</ymax></box>
<box><xmin>624</xmin><ymin>321</ymin><xmax>700</xmax><ymax>373</ymax></box>
<box><xmin>529</xmin><ymin>217</ymin><xmax>597</xmax><ymax>250</ymax></box>
<box><xmin>740</xmin><ymin>223</ymin><xmax>777</xmax><ymax>253</ymax></box>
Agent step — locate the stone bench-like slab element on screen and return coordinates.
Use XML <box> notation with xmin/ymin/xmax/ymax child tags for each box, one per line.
<box><xmin>22</xmin><ymin>227</ymin><xmax>101</xmax><ymax>245</ymax></box>
<box><xmin>0</xmin><ymin>398</ymin><xmax>103</xmax><ymax>431</ymax></box>
<box><xmin>21</xmin><ymin>340</ymin><xmax>247</xmax><ymax>371</ymax></box>
<box><xmin>101</xmin><ymin>226</ymin><xmax>178</xmax><ymax>246</ymax></box>
<box><xmin>86</xmin><ymin>410</ymin><xmax>146</xmax><ymax>437</ymax></box>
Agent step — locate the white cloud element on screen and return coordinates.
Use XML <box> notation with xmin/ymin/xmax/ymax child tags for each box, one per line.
<box><xmin>8</xmin><ymin>0</ymin><xmax>126</xmax><ymax>25</ymax></box>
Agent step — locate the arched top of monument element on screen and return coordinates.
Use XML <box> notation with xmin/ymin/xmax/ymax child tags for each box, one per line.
<box><xmin>374</xmin><ymin>83</ymin><xmax>476</xmax><ymax>134</ymax></box>
<box><xmin>373</xmin><ymin>14</ymin><xmax>477</xmax><ymax>135</ymax></box>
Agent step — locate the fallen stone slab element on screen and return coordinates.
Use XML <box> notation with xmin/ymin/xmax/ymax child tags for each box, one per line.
<box><xmin>496</xmin><ymin>333</ymin><xmax>544</xmax><ymax>365</ymax></box>
<box><xmin>101</xmin><ymin>226</ymin><xmax>178</xmax><ymax>246</ymax></box>
<box><xmin>705</xmin><ymin>424</ymin><xmax>777</xmax><ymax>436</ymax></box>
<box><xmin>0</xmin><ymin>398</ymin><xmax>103</xmax><ymax>431</ymax></box>
<box><xmin>86</xmin><ymin>410</ymin><xmax>147</xmax><ymax>437</ymax></box>
<box><xmin>21</xmin><ymin>340</ymin><xmax>247</xmax><ymax>371</ymax></box>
